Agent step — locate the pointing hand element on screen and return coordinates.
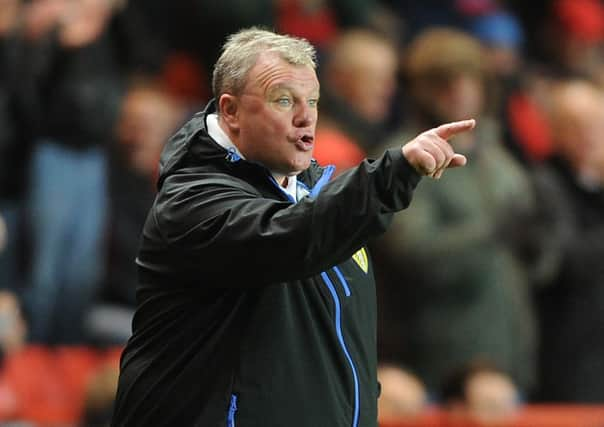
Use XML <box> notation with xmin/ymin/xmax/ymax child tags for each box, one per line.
<box><xmin>402</xmin><ymin>119</ymin><xmax>476</xmax><ymax>179</ymax></box>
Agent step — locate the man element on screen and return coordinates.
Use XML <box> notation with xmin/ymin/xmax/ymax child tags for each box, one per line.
<box><xmin>377</xmin><ymin>364</ymin><xmax>427</xmax><ymax>423</ymax></box>
<box><xmin>534</xmin><ymin>79</ymin><xmax>604</xmax><ymax>402</ymax></box>
<box><xmin>111</xmin><ymin>28</ymin><xmax>474</xmax><ymax>427</ymax></box>
<box><xmin>374</xmin><ymin>28</ymin><xmax>538</xmax><ymax>395</ymax></box>
<box><xmin>441</xmin><ymin>360</ymin><xmax>520</xmax><ymax>426</ymax></box>
<box><xmin>24</xmin><ymin>0</ymin><xmax>159</xmax><ymax>344</ymax></box>
<box><xmin>0</xmin><ymin>0</ymin><xmax>27</xmax><ymax>293</ymax></box>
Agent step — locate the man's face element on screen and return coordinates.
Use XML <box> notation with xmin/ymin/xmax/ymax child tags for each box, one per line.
<box><xmin>465</xmin><ymin>371</ymin><xmax>518</xmax><ymax>424</ymax></box>
<box><xmin>117</xmin><ymin>89</ymin><xmax>182</xmax><ymax>177</ymax></box>
<box><xmin>337</xmin><ymin>41</ymin><xmax>398</xmax><ymax>123</ymax></box>
<box><xmin>552</xmin><ymin>84</ymin><xmax>604</xmax><ymax>178</ymax></box>
<box><xmin>433</xmin><ymin>74</ymin><xmax>484</xmax><ymax>123</ymax></box>
<box><xmin>229</xmin><ymin>52</ymin><xmax>320</xmax><ymax>177</ymax></box>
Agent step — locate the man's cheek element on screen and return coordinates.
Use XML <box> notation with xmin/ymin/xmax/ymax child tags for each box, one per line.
<box><xmin>267</xmin><ymin>120</ymin><xmax>289</xmax><ymax>139</ymax></box>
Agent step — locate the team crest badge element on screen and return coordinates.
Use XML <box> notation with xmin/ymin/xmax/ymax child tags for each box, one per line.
<box><xmin>352</xmin><ymin>248</ymin><xmax>369</xmax><ymax>274</ymax></box>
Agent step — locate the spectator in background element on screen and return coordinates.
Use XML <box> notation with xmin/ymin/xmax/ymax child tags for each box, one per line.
<box><xmin>79</xmin><ymin>353</ymin><xmax>121</xmax><ymax>427</ymax></box>
<box><xmin>0</xmin><ymin>290</ymin><xmax>122</xmax><ymax>425</ymax></box>
<box><xmin>468</xmin><ymin>7</ymin><xmax>555</xmax><ymax>167</ymax></box>
<box><xmin>539</xmin><ymin>0</ymin><xmax>604</xmax><ymax>81</ymax></box>
<box><xmin>378</xmin><ymin>0</ymin><xmax>495</xmax><ymax>43</ymax></box>
<box><xmin>375</xmin><ymin>28</ymin><xmax>540</xmax><ymax>396</ymax></box>
<box><xmin>23</xmin><ymin>0</ymin><xmax>162</xmax><ymax>344</ymax></box>
<box><xmin>468</xmin><ymin>9</ymin><xmax>525</xmax><ymax>81</ymax></box>
<box><xmin>276</xmin><ymin>0</ymin><xmax>377</xmax><ymax>48</ymax></box>
<box><xmin>87</xmin><ymin>80</ymin><xmax>185</xmax><ymax>345</ymax></box>
<box><xmin>148</xmin><ymin>0</ymin><xmax>382</xmax><ymax>99</ymax></box>
<box><xmin>0</xmin><ymin>291</ymin><xmax>27</xmax><ymax>362</ymax></box>
<box><xmin>534</xmin><ymin>79</ymin><xmax>604</xmax><ymax>403</ymax></box>
<box><xmin>441</xmin><ymin>359</ymin><xmax>520</xmax><ymax>426</ymax></box>
<box><xmin>494</xmin><ymin>0</ymin><xmax>604</xmax><ymax>168</ymax></box>
<box><xmin>314</xmin><ymin>28</ymin><xmax>398</xmax><ymax>173</ymax></box>
<box><xmin>378</xmin><ymin>363</ymin><xmax>428</xmax><ymax>423</ymax></box>
<box><xmin>114</xmin><ymin>80</ymin><xmax>185</xmax><ymax>184</ymax></box>
<box><xmin>0</xmin><ymin>0</ymin><xmax>28</xmax><ymax>295</ymax></box>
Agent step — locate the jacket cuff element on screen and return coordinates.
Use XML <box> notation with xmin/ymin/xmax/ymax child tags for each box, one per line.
<box><xmin>387</xmin><ymin>147</ymin><xmax>422</xmax><ymax>190</ymax></box>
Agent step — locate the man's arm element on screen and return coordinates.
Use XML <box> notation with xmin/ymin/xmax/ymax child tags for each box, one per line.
<box><xmin>139</xmin><ymin>120</ymin><xmax>475</xmax><ymax>286</ymax></box>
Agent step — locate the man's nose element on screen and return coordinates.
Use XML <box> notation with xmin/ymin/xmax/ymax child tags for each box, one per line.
<box><xmin>293</xmin><ymin>102</ymin><xmax>315</xmax><ymax>127</ymax></box>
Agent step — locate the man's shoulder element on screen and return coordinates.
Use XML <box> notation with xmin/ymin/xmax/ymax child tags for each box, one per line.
<box><xmin>159</xmin><ymin>167</ymin><xmax>262</xmax><ymax>199</ymax></box>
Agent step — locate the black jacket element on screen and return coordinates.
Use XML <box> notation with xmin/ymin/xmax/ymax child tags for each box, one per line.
<box><xmin>0</xmin><ymin>33</ymin><xmax>30</xmax><ymax>200</ymax></box>
<box><xmin>112</xmin><ymin>101</ymin><xmax>421</xmax><ymax>427</ymax></box>
<box><xmin>534</xmin><ymin>158</ymin><xmax>604</xmax><ymax>402</ymax></box>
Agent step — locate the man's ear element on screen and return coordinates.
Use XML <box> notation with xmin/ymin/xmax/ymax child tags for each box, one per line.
<box><xmin>218</xmin><ymin>94</ymin><xmax>239</xmax><ymax>132</ymax></box>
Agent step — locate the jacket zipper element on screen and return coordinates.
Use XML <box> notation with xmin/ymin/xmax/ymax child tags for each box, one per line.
<box><xmin>320</xmin><ymin>270</ymin><xmax>360</xmax><ymax>427</ymax></box>
<box><xmin>264</xmin><ymin>162</ymin><xmax>357</xmax><ymax>424</ymax></box>
<box><xmin>227</xmin><ymin>394</ymin><xmax>237</xmax><ymax>427</ymax></box>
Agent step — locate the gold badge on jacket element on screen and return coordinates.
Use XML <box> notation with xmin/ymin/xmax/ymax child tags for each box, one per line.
<box><xmin>352</xmin><ymin>247</ymin><xmax>368</xmax><ymax>274</ymax></box>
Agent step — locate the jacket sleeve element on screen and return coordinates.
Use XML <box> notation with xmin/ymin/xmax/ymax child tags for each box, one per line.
<box><xmin>138</xmin><ymin>148</ymin><xmax>421</xmax><ymax>286</ymax></box>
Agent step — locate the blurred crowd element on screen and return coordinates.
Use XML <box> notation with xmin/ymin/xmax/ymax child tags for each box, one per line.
<box><xmin>0</xmin><ymin>0</ymin><xmax>604</xmax><ymax>425</ymax></box>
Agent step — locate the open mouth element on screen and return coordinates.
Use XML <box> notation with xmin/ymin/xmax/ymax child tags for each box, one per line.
<box><xmin>294</xmin><ymin>134</ymin><xmax>314</xmax><ymax>151</ymax></box>
<box><xmin>301</xmin><ymin>134</ymin><xmax>313</xmax><ymax>144</ymax></box>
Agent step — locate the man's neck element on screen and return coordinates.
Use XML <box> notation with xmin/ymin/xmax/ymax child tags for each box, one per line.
<box><xmin>277</xmin><ymin>175</ymin><xmax>288</xmax><ymax>188</ymax></box>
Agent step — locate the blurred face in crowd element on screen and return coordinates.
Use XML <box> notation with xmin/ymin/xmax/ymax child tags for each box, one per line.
<box><xmin>430</xmin><ymin>73</ymin><xmax>485</xmax><ymax>124</ymax></box>
<box><xmin>377</xmin><ymin>365</ymin><xmax>427</xmax><ymax>421</ymax></box>
<box><xmin>0</xmin><ymin>0</ymin><xmax>20</xmax><ymax>35</ymax></box>
<box><xmin>550</xmin><ymin>81</ymin><xmax>604</xmax><ymax>183</ymax></box>
<box><xmin>58</xmin><ymin>0</ymin><xmax>116</xmax><ymax>47</ymax></box>
<box><xmin>117</xmin><ymin>87</ymin><xmax>182</xmax><ymax>178</ymax></box>
<box><xmin>327</xmin><ymin>32</ymin><xmax>398</xmax><ymax>123</ymax></box>
<box><xmin>21</xmin><ymin>0</ymin><xmax>117</xmax><ymax>43</ymax></box>
<box><xmin>558</xmin><ymin>35</ymin><xmax>602</xmax><ymax>78</ymax></box>
<box><xmin>22</xmin><ymin>0</ymin><xmax>65</xmax><ymax>40</ymax></box>
<box><xmin>464</xmin><ymin>371</ymin><xmax>519</xmax><ymax>425</ymax></box>
<box><xmin>484</xmin><ymin>46</ymin><xmax>521</xmax><ymax>79</ymax></box>
<box><xmin>219</xmin><ymin>51</ymin><xmax>320</xmax><ymax>179</ymax></box>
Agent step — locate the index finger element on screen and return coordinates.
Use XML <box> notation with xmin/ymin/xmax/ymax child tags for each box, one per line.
<box><xmin>433</xmin><ymin>119</ymin><xmax>476</xmax><ymax>140</ymax></box>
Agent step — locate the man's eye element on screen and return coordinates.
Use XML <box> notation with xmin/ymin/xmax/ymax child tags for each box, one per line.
<box><xmin>277</xmin><ymin>98</ymin><xmax>292</xmax><ymax>107</ymax></box>
<box><xmin>308</xmin><ymin>99</ymin><xmax>318</xmax><ymax>108</ymax></box>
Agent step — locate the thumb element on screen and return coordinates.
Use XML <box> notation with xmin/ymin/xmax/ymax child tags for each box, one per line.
<box><xmin>448</xmin><ymin>154</ymin><xmax>467</xmax><ymax>168</ymax></box>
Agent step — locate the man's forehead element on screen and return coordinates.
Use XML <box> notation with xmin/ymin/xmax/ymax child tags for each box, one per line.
<box><xmin>246</xmin><ymin>52</ymin><xmax>319</xmax><ymax>92</ymax></box>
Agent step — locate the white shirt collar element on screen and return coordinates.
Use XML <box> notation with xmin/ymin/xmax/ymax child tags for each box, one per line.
<box><xmin>206</xmin><ymin>113</ymin><xmax>242</xmax><ymax>158</ymax></box>
<box><xmin>206</xmin><ymin>113</ymin><xmax>299</xmax><ymax>202</ymax></box>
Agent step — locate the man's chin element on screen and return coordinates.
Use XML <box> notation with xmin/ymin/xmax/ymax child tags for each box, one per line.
<box><xmin>294</xmin><ymin>157</ymin><xmax>313</xmax><ymax>174</ymax></box>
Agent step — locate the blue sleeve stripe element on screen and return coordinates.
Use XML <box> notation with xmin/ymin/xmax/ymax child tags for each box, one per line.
<box><xmin>333</xmin><ymin>266</ymin><xmax>351</xmax><ymax>297</ymax></box>
<box><xmin>309</xmin><ymin>165</ymin><xmax>335</xmax><ymax>198</ymax></box>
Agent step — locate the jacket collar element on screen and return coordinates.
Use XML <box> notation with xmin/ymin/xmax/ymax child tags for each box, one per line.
<box><xmin>157</xmin><ymin>99</ymin><xmax>332</xmax><ymax>194</ymax></box>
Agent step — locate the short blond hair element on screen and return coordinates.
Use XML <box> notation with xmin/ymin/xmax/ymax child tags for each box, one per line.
<box><xmin>212</xmin><ymin>27</ymin><xmax>317</xmax><ymax>99</ymax></box>
<box><xmin>406</xmin><ymin>28</ymin><xmax>485</xmax><ymax>82</ymax></box>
